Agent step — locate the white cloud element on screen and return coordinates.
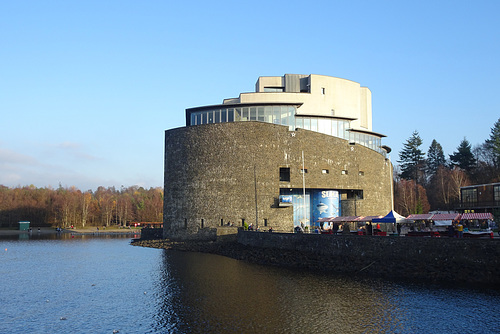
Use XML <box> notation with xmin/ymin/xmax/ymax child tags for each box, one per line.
<box><xmin>0</xmin><ymin>148</ymin><xmax>37</xmax><ymax>166</ymax></box>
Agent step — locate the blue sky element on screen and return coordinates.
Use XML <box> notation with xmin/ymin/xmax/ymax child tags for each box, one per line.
<box><xmin>1</xmin><ymin>1</ymin><xmax>499</xmax><ymax>190</ymax></box>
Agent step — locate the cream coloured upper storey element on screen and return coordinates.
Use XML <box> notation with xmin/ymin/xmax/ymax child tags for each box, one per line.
<box><xmin>223</xmin><ymin>74</ymin><xmax>372</xmax><ymax>132</ymax></box>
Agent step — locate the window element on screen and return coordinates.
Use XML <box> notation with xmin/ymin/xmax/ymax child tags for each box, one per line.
<box><xmin>342</xmin><ymin>170</ymin><xmax>348</xmax><ymax>175</ymax></box>
<box><xmin>321</xmin><ymin>87</ymin><xmax>326</xmax><ymax>95</ymax></box>
<box><xmin>220</xmin><ymin>219</ymin><xmax>224</xmax><ymax>227</ymax></box>
<box><xmin>322</xmin><ymin>169</ymin><xmax>329</xmax><ymax>174</ymax></box>
<box><xmin>280</xmin><ymin>167</ymin><xmax>290</xmax><ymax>182</ymax></box>
<box><xmin>462</xmin><ymin>188</ymin><xmax>477</xmax><ymax>204</ymax></box>
<box><xmin>257</xmin><ymin>107</ymin><xmax>265</xmax><ymax>122</ymax></box>
<box><xmin>250</xmin><ymin>107</ymin><xmax>257</xmax><ymax>121</ymax></box>
<box><xmin>201</xmin><ymin>219</ymin><xmax>204</xmax><ymax>228</ymax></box>
<box><xmin>346</xmin><ymin>190</ymin><xmax>363</xmax><ymax>200</ymax></box>
<box><xmin>358</xmin><ymin>171</ymin><xmax>364</xmax><ymax>176</ymax></box>
<box><xmin>300</xmin><ymin>168</ymin><xmax>308</xmax><ymax>174</ymax></box>
<box><xmin>494</xmin><ymin>185</ymin><xmax>500</xmax><ymax>202</ymax></box>
<box><xmin>264</xmin><ymin>219</ymin><xmax>268</xmax><ymax>227</ymax></box>
<box><xmin>264</xmin><ymin>87</ymin><xmax>284</xmax><ymax>92</ymax></box>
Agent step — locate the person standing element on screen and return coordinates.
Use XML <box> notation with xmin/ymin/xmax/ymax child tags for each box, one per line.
<box><xmin>457</xmin><ymin>221</ymin><xmax>464</xmax><ymax>238</ymax></box>
<box><xmin>447</xmin><ymin>224</ymin><xmax>455</xmax><ymax>238</ymax></box>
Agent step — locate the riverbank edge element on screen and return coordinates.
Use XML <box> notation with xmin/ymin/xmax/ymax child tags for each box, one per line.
<box><xmin>132</xmin><ymin>233</ymin><xmax>500</xmax><ymax>289</ymax></box>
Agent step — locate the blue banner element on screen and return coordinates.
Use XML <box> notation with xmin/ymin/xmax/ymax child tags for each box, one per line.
<box><xmin>312</xmin><ymin>190</ymin><xmax>340</xmax><ymax>226</ymax></box>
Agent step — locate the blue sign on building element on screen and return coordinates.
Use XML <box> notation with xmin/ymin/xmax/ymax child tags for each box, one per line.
<box><xmin>311</xmin><ymin>190</ymin><xmax>340</xmax><ymax>226</ymax></box>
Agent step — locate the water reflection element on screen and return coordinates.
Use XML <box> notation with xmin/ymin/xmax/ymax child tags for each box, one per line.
<box><xmin>153</xmin><ymin>251</ymin><xmax>414</xmax><ymax>333</ymax></box>
<box><xmin>2</xmin><ymin>237</ymin><xmax>499</xmax><ymax>333</ymax></box>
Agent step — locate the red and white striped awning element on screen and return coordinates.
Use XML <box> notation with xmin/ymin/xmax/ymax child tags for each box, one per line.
<box><xmin>331</xmin><ymin>216</ymin><xmax>361</xmax><ymax>222</ymax></box>
<box><xmin>460</xmin><ymin>213</ymin><xmax>493</xmax><ymax>220</ymax></box>
<box><xmin>357</xmin><ymin>215</ymin><xmax>384</xmax><ymax>222</ymax></box>
<box><xmin>432</xmin><ymin>213</ymin><xmax>461</xmax><ymax>221</ymax></box>
<box><xmin>406</xmin><ymin>213</ymin><xmax>434</xmax><ymax>220</ymax></box>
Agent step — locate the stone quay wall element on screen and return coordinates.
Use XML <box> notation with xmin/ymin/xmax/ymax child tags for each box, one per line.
<box><xmin>140</xmin><ymin>228</ymin><xmax>163</xmax><ymax>240</ymax></box>
<box><xmin>237</xmin><ymin>231</ymin><xmax>500</xmax><ymax>286</ymax></box>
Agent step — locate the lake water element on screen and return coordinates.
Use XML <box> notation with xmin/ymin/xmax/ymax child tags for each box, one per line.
<box><xmin>1</xmin><ymin>234</ymin><xmax>499</xmax><ymax>334</ymax></box>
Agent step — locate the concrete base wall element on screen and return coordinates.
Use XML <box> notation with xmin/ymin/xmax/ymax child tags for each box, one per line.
<box><xmin>237</xmin><ymin>231</ymin><xmax>500</xmax><ymax>286</ymax></box>
<box><xmin>164</xmin><ymin>227</ymin><xmax>217</xmax><ymax>242</ymax></box>
<box><xmin>140</xmin><ymin>228</ymin><xmax>163</xmax><ymax>240</ymax></box>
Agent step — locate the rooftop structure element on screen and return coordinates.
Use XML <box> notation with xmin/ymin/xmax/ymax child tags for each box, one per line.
<box><xmin>186</xmin><ymin>74</ymin><xmax>390</xmax><ymax>156</ymax></box>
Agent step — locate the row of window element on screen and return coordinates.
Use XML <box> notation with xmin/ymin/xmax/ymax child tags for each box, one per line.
<box><xmin>280</xmin><ymin>167</ymin><xmax>364</xmax><ymax>181</ymax></box>
<box><xmin>190</xmin><ymin>106</ymin><xmax>294</xmax><ymax>127</ymax></box>
<box><xmin>188</xmin><ymin>105</ymin><xmax>384</xmax><ymax>155</ymax></box>
<box><xmin>191</xmin><ymin>218</ymin><xmax>269</xmax><ymax>229</ymax></box>
<box><xmin>294</xmin><ymin>117</ymin><xmax>350</xmax><ymax>140</ymax></box>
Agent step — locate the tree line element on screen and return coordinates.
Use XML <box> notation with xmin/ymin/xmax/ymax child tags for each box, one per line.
<box><xmin>395</xmin><ymin>117</ymin><xmax>500</xmax><ymax>216</ymax></box>
<box><xmin>0</xmin><ymin>185</ymin><xmax>163</xmax><ymax>228</ymax></box>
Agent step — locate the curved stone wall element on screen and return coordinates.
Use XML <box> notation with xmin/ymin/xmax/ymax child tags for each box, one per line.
<box><xmin>164</xmin><ymin>121</ymin><xmax>392</xmax><ymax>239</ymax></box>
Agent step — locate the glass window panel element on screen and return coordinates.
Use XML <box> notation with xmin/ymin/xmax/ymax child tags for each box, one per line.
<box><xmin>196</xmin><ymin>113</ymin><xmax>201</xmax><ymax>125</ymax></box>
<box><xmin>303</xmin><ymin>118</ymin><xmax>310</xmax><ymax>130</ymax></box>
<box><xmin>280</xmin><ymin>106</ymin><xmax>288</xmax><ymax>126</ymax></box>
<box><xmin>208</xmin><ymin>110</ymin><xmax>214</xmax><ymax>123</ymax></box>
<box><xmin>202</xmin><ymin>112</ymin><xmax>208</xmax><ymax>124</ymax></box>
<box><xmin>190</xmin><ymin>113</ymin><xmax>195</xmax><ymax>126</ymax></box>
<box><xmin>264</xmin><ymin>106</ymin><xmax>273</xmax><ymax>123</ymax></box>
<box><xmin>332</xmin><ymin>120</ymin><xmax>338</xmax><ymax>137</ymax></box>
<box><xmin>338</xmin><ymin>121</ymin><xmax>343</xmax><ymax>139</ymax></box>
<box><xmin>221</xmin><ymin>109</ymin><xmax>227</xmax><ymax>123</ymax></box>
<box><xmin>295</xmin><ymin>118</ymin><xmax>303</xmax><ymax>129</ymax></box>
<box><xmin>257</xmin><ymin>107</ymin><xmax>265</xmax><ymax>122</ymax></box>
<box><xmin>242</xmin><ymin>107</ymin><xmax>249</xmax><ymax>121</ymax></box>
<box><xmin>233</xmin><ymin>108</ymin><xmax>239</xmax><ymax>122</ymax></box>
<box><xmin>310</xmin><ymin>118</ymin><xmax>318</xmax><ymax>132</ymax></box>
<box><xmin>289</xmin><ymin>107</ymin><xmax>295</xmax><ymax>129</ymax></box>
<box><xmin>273</xmin><ymin>106</ymin><xmax>280</xmax><ymax>124</ymax></box>
<box><xmin>318</xmin><ymin>118</ymin><xmax>331</xmax><ymax>135</ymax></box>
<box><xmin>214</xmin><ymin>110</ymin><xmax>220</xmax><ymax>123</ymax></box>
<box><xmin>250</xmin><ymin>107</ymin><xmax>257</xmax><ymax>121</ymax></box>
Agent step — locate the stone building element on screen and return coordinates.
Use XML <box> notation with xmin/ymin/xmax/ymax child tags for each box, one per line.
<box><xmin>164</xmin><ymin>74</ymin><xmax>393</xmax><ymax>240</ymax></box>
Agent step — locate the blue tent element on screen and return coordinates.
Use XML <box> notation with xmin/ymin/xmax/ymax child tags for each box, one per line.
<box><xmin>372</xmin><ymin>210</ymin><xmax>408</xmax><ymax>224</ymax></box>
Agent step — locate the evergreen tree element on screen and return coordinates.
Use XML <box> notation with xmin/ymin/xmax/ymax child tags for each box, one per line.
<box><xmin>398</xmin><ymin>131</ymin><xmax>425</xmax><ymax>182</ymax></box>
<box><xmin>449</xmin><ymin>137</ymin><xmax>476</xmax><ymax>173</ymax></box>
<box><xmin>426</xmin><ymin>139</ymin><xmax>446</xmax><ymax>176</ymax></box>
<box><xmin>485</xmin><ymin>118</ymin><xmax>500</xmax><ymax>168</ymax></box>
